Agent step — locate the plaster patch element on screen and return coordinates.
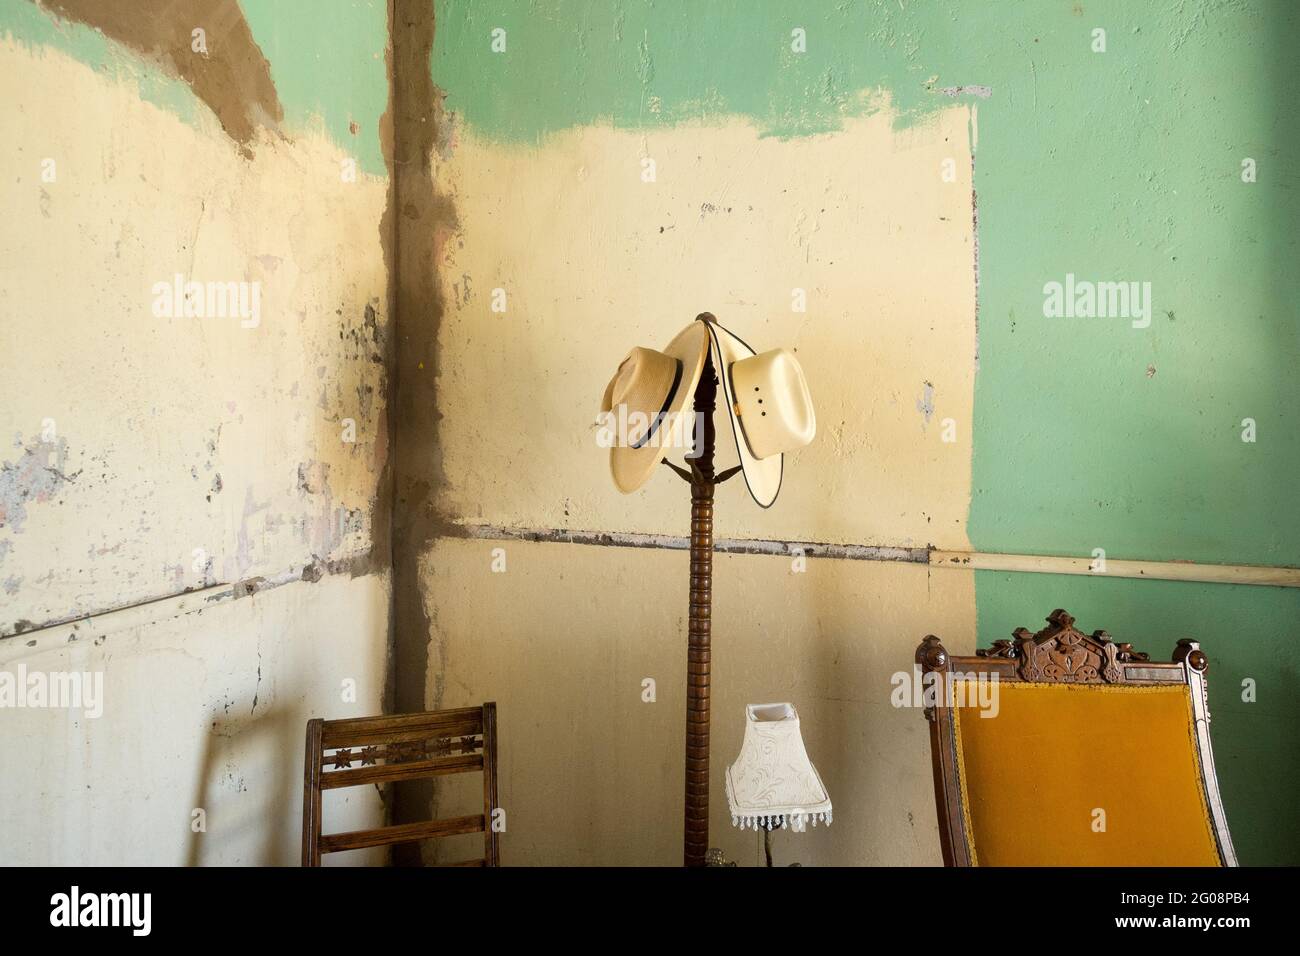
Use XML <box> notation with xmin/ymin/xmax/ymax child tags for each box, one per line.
<box><xmin>37</xmin><ymin>0</ymin><xmax>282</xmax><ymax>156</ymax></box>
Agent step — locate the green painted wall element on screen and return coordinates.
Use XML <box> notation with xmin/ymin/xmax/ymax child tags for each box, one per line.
<box><xmin>435</xmin><ymin>0</ymin><xmax>1299</xmax><ymax>864</ymax></box>
<box><xmin>242</xmin><ymin>0</ymin><xmax>389</xmax><ymax>174</ymax></box>
<box><xmin>956</xmin><ymin>0</ymin><xmax>1299</xmax><ymax>867</ymax></box>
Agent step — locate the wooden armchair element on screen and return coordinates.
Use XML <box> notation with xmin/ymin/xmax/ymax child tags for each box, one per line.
<box><xmin>302</xmin><ymin>703</ymin><xmax>500</xmax><ymax>866</ymax></box>
<box><xmin>915</xmin><ymin>610</ymin><xmax>1236</xmax><ymax>866</ymax></box>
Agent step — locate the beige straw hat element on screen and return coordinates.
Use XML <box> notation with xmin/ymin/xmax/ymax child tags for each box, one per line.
<box><xmin>599</xmin><ymin>321</ymin><xmax>710</xmax><ymax>493</ymax></box>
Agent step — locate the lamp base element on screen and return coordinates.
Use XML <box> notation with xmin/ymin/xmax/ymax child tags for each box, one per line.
<box><xmin>703</xmin><ymin>847</ymin><xmax>736</xmax><ymax>867</ymax></box>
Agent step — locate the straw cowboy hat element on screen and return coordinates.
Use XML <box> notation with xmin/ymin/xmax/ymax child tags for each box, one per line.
<box><xmin>600</xmin><ymin>321</ymin><xmax>711</xmax><ymax>493</ymax></box>
<box><xmin>599</xmin><ymin>316</ymin><xmax>815</xmax><ymax>505</ymax></box>
<box><xmin>704</xmin><ymin>316</ymin><xmax>815</xmax><ymax>508</ymax></box>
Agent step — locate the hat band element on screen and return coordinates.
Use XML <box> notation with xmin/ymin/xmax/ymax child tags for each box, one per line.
<box><xmin>629</xmin><ymin>358</ymin><xmax>683</xmax><ymax>449</ymax></box>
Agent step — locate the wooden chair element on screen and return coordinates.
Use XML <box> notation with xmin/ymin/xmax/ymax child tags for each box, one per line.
<box><xmin>302</xmin><ymin>703</ymin><xmax>500</xmax><ymax>866</ymax></box>
<box><xmin>915</xmin><ymin>609</ymin><xmax>1236</xmax><ymax>866</ymax></box>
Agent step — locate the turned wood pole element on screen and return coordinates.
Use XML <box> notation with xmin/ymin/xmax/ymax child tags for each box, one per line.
<box><xmin>684</xmin><ymin>348</ymin><xmax>717</xmax><ymax>867</ymax></box>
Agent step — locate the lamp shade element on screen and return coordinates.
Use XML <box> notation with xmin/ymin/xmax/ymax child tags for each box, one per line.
<box><xmin>725</xmin><ymin>703</ymin><xmax>832</xmax><ymax>832</ymax></box>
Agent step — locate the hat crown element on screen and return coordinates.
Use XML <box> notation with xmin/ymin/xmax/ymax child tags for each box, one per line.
<box><xmin>602</xmin><ymin>345</ymin><xmax>680</xmax><ymax>418</ymax></box>
<box><xmin>607</xmin><ymin>346</ymin><xmax>668</xmax><ymax>411</ymax></box>
<box><xmin>730</xmin><ymin>348</ymin><xmax>816</xmax><ymax>460</ymax></box>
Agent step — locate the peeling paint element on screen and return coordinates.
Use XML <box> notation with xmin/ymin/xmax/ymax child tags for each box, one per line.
<box><xmin>937</xmin><ymin>84</ymin><xmax>992</xmax><ymax>98</ymax></box>
<box><xmin>296</xmin><ymin>460</ymin><xmax>331</xmax><ymax>496</ymax></box>
<box><xmin>1</xmin><ymin>34</ymin><xmax>390</xmax><ymax>630</ymax></box>
<box><xmin>915</xmin><ymin>382</ymin><xmax>936</xmax><ymax>425</ymax></box>
<box><xmin>0</xmin><ymin>434</ymin><xmax>73</xmax><ymax>532</ymax></box>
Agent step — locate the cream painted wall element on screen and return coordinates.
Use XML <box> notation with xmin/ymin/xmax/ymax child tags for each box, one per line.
<box><xmin>422</xmin><ymin>104</ymin><xmax>978</xmax><ymax>865</ymax></box>
<box><xmin>0</xmin><ymin>38</ymin><xmax>391</xmax><ymax>864</ymax></box>
<box><xmin>433</xmin><ymin>105</ymin><xmax>977</xmax><ymax>549</ymax></box>
<box><xmin>0</xmin><ymin>573</ymin><xmax>388</xmax><ymax>866</ymax></box>
<box><xmin>423</xmin><ymin>537</ymin><xmax>974</xmax><ymax>866</ymax></box>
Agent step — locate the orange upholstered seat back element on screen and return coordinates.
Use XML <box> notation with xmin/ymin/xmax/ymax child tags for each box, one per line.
<box><xmin>951</xmin><ymin>682</ymin><xmax>1221</xmax><ymax>866</ymax></box>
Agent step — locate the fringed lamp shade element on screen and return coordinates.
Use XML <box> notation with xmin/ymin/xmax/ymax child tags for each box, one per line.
<box><xmin>725</xmin><ymin>703</ymin><xmax>832</xmax><ymax>832</ymax></box>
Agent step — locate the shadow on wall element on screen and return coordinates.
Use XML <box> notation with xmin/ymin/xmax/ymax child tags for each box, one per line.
<box><xmin>186</xmin><ymin>705</ymin><xmax>298</xmax><ymax>865</ymax></box>
<box><xmin>186</xmin><ymin>700</ymin><xmax>388</xmax><ymax>866</ymax></box>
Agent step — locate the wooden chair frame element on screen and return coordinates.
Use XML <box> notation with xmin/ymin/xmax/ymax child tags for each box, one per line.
<box><xmin>302</xmin><ymin>703</ymin><xmax>500</xmax><ymax>867</ymax></box>
<box><xmin>916</xmin><ymin>609</ymin><xmax>1236</xmax><ymax>867</ymax></box>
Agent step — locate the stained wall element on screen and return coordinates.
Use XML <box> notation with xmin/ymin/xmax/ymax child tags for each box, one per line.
<box><xmin>0</xmin><ymin>0</ymin><xmax>393</xmax><ymax>864</ymax></box>
<box><xmin>2</xmin><ymin>0</ymin><xmax>1295</xmax><ymax>869</ymax></box>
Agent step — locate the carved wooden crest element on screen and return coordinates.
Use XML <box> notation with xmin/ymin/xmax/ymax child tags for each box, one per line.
<box><xmin>976</xmin><ymin>608</ymin><xmax>1149</xmax><ymax>684</ymax></box>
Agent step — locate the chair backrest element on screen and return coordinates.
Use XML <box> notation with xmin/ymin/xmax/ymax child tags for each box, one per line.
<box><xmin>302</xmin><ymin>703</ymin><xmax>500</xmax><ymax>866</ymax></box>
<box><xmin>915</xmin><ymin>609</ymin><xmax>1235</xmax><ymax>866</ymax></box>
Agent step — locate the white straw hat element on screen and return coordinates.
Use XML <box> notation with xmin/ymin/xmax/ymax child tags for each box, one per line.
<box><xmin>704</xmin><ymin>317</ymin><xmax>816</xmax><ymax>508</ymax></box>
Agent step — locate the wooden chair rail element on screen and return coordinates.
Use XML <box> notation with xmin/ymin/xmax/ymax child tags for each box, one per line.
<box><xmin>322</xmin><ymin>712</ymin><xmax>483</xmax><ymax>749</ymax></box>
<box><xmin>321</xmin><ymin>705</ymin><xmax>483</xmax><ymax>734</ymax></box>
<box><xmin>318</xmin><ymin>815</ymin><xmax>485</xmax><ymax>854</ymax></box>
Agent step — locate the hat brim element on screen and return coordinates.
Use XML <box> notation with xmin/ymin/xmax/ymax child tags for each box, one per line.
<box><xmin>609</xmin><ymin>321</ymin><xmax>711</xmax><ymax>493</ymax></box>
<box><xmin>705</xmin><ymin>319</ymin><xmax>783</xmax><ymax>508</ymax></box>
